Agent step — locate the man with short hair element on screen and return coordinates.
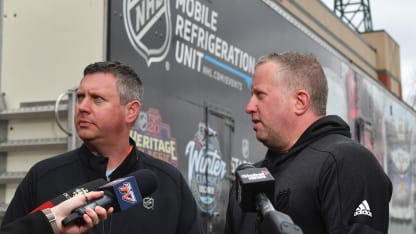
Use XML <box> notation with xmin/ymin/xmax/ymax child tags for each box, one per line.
<box><xmin>225</xmin><ymin>52</ymin><xmax>392</xmax><ymax>234</ymax></box>
<box><xmin>3</xmin><ymin>61</ymin><xmax>203</xmax><ymax>234</ymax></box>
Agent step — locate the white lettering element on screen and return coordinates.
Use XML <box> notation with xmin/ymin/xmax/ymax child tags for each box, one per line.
<box><xmin>174</xmin><ymin>0</ymin><xmax>255</xmax><ymax>75</ymax></box>
<box><xmin>175</xmin><ymin>0</ymin><xmax>218</xmax><ymax>31</ymax></box>
<box><xmin>185</xmin><ymin>141</ymin><xmax>227</xmax><ymax>181</ymax></box>
<box><xmin>175</xmin><ymin>41</ymin><xmax>203</xmax><ymax>72</ymax></box>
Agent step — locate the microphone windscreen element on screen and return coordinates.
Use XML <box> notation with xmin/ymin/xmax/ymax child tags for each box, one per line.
<box><xmin>128</xmin><ymin>169</ymin><xmax>158</xmax><ymax>197</ymax></box>
<box><xmin>236</xmin><ymin>165</ymin><xmax>275</xmax><ymax>212</ymax></box>
<box><xmin>61</xmin><ymin>169</ymin><xmax>159</xmax><ymax>226</ymax></box>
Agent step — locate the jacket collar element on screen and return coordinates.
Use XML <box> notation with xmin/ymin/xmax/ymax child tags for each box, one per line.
<box><xmin>78</xmin><ymin>138</ymin><xmax>140</xmax><ymax>181</ymax></box>
<box><xmin>263</xmin><ymin>115</ymin><xmax>351</xmax><ymax>172</ymax></box>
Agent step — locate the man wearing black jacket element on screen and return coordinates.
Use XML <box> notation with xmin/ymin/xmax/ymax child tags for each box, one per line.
<box><xmin>225</xmin><ymin>52</ymin><xmax>392</xmax><ymax>234</ymax></box>
<box><xmin>2</xmin><ymin>61</ymin><xmax>203</xmax><ymax>234</ymax></box>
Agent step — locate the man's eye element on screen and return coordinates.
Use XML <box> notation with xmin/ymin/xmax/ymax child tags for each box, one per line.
<box><xmin>255</xmin><ymin>92</ymin><xmax>266</xmax><ymax>99</ymax></box>
<box><xmin>93</xmin><ymin>96</ymin><xmax>104</xmax><ymax>102</ymax></box>
<box><xmin>76</xmin><ymin>94</ymin><xmax>84</xmax><ymax>102</ymax></box>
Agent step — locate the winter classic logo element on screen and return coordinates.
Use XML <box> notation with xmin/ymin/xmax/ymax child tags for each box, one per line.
<box><xmin>185</xmin><ymin>123</ymin><xmax>227</xmax><ymax>213</ymax></box>
<box><xmin>123</xmin><ymin>0</ymin><xmax>172</xmax><ymax>66</ymax></box>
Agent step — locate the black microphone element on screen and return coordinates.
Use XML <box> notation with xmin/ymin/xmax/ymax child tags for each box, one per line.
<box><xmin>62</xmin><ymin>169</ymin><xmax>158</xmax><ymax>226</ymax></box>
<box><xmin>30</xmin><ymin>178</ymin><xmax>107</xmax><ymax>213</ymax></box>
<box><xmin>236</xmin><ymin>164</ymin><xmax>303</xmax><ymax>234</ymax></box>
<box><xmin>235</xmin><ymin>163</ymin><xmax>275</xmax><ymax>212</ymax></box>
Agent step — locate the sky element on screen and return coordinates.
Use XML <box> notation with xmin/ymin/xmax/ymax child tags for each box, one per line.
<box><xmin>320</xmin><ymin>0</ymin><xmax>416</xmax><ymax>108</ymax></box>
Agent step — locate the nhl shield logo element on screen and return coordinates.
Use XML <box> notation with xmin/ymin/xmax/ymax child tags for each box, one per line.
<box><xmin>123</xmin><ymin>0</ymin><xmax>172</xmax><ymax>66</ymax></box>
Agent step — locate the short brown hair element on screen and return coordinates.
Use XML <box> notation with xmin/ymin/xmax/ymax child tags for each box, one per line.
<box><xmin>256</xmin><ymin>52</ymin><xmax>328</xmax><ymax>115</ymax></box>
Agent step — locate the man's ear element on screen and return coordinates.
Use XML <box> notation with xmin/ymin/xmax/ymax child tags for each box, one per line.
<box><xmin>126</xmin><ymin>100</ymin><xmax>141</xmax><ymax>124</ymax></box>
<box><xmin>294</xmin><ymin>89</ymin><xmax>310</xmax><ymax>115</ymax></box>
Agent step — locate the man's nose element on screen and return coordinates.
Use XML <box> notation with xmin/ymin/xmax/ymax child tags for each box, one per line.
<box><xmin>245</xmin><ymin>97</ymin><xmax>256</xmax><ymax>114</ymax></box>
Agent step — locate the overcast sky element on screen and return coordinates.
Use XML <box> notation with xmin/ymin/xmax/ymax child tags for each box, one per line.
<box><xmin>320</xmin><ymin>0</ymin><xmax>416</xmax><ymax>107</ymax></box>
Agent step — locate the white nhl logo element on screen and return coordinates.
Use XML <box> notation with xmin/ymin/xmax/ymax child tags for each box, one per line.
<box><xmin>143</xmin><ymin>196</ymin><xmax>155</xmax><ymax>210</ymax></box>
<box><xmin>123</xmin><ymin>0</ymin><xmax>172</xmax><ymax>66</ymax></box>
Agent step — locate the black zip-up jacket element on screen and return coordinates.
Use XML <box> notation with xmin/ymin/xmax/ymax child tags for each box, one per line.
<box><xmin>225</xmin><ymin>115</ymin><xmax>392</xmax><ymax>234</ymax></box>
<box><xmin>0</xmin><ymin>211</ymin><xmax>54</xmax><ymax>234</ymax></box>
<box><xmin>2</xmin><ymin>138</ymin><xmax>203</xmax><ymax>234</ymax></box>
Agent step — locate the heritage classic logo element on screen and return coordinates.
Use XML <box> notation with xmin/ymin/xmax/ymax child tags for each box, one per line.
<box><xmin>131</xmin><ymin>107</ymin><xmax>178</xmax><ymax>166</ymax></box>
<box><xmin>123</xmin><ymin>0</ymin><xmax>172</xmax><ymax>66</ymax></box>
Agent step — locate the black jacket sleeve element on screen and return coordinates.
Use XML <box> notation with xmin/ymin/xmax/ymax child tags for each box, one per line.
<box><xmin>1</xmin><ymin>169</ymin><xmax>38</xmax><ymax>226</ymax></box>
<box><xmin>319</xmin><ymin>143</ymin><xmax>392</xmax><ymax>234</ymax></box>
<box><xmin>176</xmin><ymin>174</ymin><xmax>205</xmax><ymax>234</ymax></box>
<box><xmin>0</xmin><ymin>211</ymin><xmax>53</xmax><ymax>234</ymax></box>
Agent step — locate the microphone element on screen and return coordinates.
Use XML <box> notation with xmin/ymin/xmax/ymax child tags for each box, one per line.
<box><xmin>235</xmin><ymin>164</ymin><xmax>303</xmax><ymax>234</ymax></box>
<box><xmin>235</xmin><ymin>163</ymin><xmax>275</xmax><ymax>212</ymax></box>
<box><xmin>256</xmin><ymin>193</ymin><xmax>303</xmax><ymax>234</ymax></box>
<box><xmin>30</xmin><ymin>178</ymin><xmax>107</xmax><ymax>213</ymax></box>
<box><xmin>62</xmin><ymin>169</ymin><xmax>158</xmax><ymax>226</ymax></box>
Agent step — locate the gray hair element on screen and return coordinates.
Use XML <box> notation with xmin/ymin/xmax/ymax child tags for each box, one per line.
<box><xmin>83</xmin><ymin>61</ymin><xmax>143</xmax><ymax>104</ymax></box>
